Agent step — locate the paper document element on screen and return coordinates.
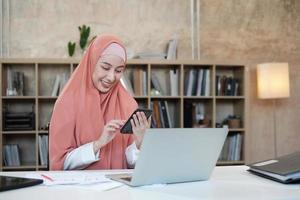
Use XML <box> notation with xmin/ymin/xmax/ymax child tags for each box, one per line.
<box><xmin>25</xmin><ymin>171</ymin><xmax>112</xmax><ymax>186</ymax></box>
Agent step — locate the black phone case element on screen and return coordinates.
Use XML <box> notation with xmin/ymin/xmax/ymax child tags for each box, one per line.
<box><xmin>120</xmin><ymin>109</ymin><xmax>152</xmax><ymax>134</ymax></box>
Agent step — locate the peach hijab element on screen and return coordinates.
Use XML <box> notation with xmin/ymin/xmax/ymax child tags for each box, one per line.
<box><xmin>49</xmin><ymin>35</ymin><xmax>138</xmax><ymax>170</ymax></box>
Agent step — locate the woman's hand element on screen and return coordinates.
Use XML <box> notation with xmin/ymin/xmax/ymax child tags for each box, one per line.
<box><xmin>131</xmin><ymin>112</ymin><xmax>151</xmax><ymax>149</ymax></box>
<box><xmin>93</xmin><ymin>120</ymin><xmax>125</xmax><ymax>154</ymax></box>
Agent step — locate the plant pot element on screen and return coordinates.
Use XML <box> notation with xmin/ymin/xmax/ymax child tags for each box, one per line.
<box><xmin>228</xmin><ymin>119</ymin><xmax>241</xmax><ymax>128</ymax></box>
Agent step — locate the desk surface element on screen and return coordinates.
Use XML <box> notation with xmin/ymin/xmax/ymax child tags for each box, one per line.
<box><xmin>0</xmin><ymin>166</ymin><xmax>300</xmax><ymax>200</ymax></box>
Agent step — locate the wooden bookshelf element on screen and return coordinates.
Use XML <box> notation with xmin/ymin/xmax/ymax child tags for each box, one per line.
<box><xmin>0</xmin><ymin>58</ymin><xmax>247</xmax><ymax>171</ymax></box>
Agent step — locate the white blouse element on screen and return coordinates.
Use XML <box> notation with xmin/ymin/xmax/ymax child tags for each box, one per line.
<box><xmin>63</xmin><ymin>142</ymin><xmax>140</xmax><ymax>170</ymax></box>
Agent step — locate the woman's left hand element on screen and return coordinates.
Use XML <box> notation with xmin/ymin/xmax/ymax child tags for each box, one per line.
<box><xmin>131</xmin><ymin>111</ymin><xmax>151</xmax><ymax>149</ymax></box>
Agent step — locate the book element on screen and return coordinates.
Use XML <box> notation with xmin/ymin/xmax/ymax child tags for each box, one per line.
<box><xmin>186</xmin><ymin>69</ymin><xmax>196</xmax><ymax>96</ymax></box>
<box><xmin>164</xmin><ymin>101</ymin><xmax>173</xmax><ymax>128</ymax></box>
<box><xmin>3</xmin><ymin>144</ymin><xmax>21</xmax><ymax>166</ymax></box>
<box><xmin>51</xmin><ymin>74</ymin><xmax>61</xmax><ymax>96</ymax></box>
<box><xmin>151</xmin><ymin>73</ymin><xmax>164</xmax><ymax>96</ymax></box>
<box><xmin>166</xmin><ymin>38</ymin><xmax>178</xmax><ymax>60</ymax></box>
<box><xmin>184</xmin><ymin>102</ymin><xmax>193</xmax><ymax>127</ymax></box>
<box><xmin>216</xmin><ymin>75</ymin><xmax>221</xmax><ymax>96</ymax></box>
<box><xmin>135</xmin><ymin>52</ymin><xmax>166</xmax><ymax>59</ymax></box>
<box><xmin>247</xmin><ymin>151</ymin><xmax>300</xmax><ymax>183</ymax></box>
<box><xmin>204</xmin><ymin>69</ymin><xmax>210</xmax><ymax>96</ymax></box>
<box><xmin>133</xmin><ymin>69</ymin><xmax>143</xmax><ymax>96</ymax></box>
<box><xmin>218</xmin><ymin>133</ymin><xmax>243</xmax><ymax>161</ymax></box>
<box><xmin>152</xmin><ymin>100</ymin><xmax>162</xmax><ymax>128</ymax></box>
<box><xmin>120</xmin><ymin>71</ymin><xmax>134</xmax><ymax>96</ymax></box>
<box><xmin>169</xmin><ymin>69</ymin><xmax>178</xmax><ymax>96</ymax></box>
<box><xmin>142</xmin><ymin>70</ymin><xmax>147</xmax><ymax>96</ymax></box>
<box><xmin>160</xmin><ymin>101</ymin><xmax>171</xmax><ymax>128</ymax></box>
<box><xmin>6</xmin><ymin>69</ymin><xmax>24</xmax><ymax>96</ymax></box>
<box><xmin>150</xmin><ymin>102</ymin><xmax>157</xmax><ymax>128</ymax></box>
<box><xmin>38</xmin><ymin>135</ymin><xmax>49</xmax><ymax>166</ymax></box>
<box><xmin>196</xmin><ymin>69</ymin><xmax>203</xmax><ymax>96</ymax></box>
<box><xmin>158</xmin><ymin>101</ymin><xmax>165</xmax><ymax>128</ymax></box>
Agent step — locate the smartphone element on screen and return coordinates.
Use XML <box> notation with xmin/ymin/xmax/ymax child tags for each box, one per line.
<box><xmin>120</xmin><ymin>108</ymin><xmax>152</xmax><ymax>134</ymax></box>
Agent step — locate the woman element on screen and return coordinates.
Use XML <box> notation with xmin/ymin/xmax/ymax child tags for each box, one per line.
<box><xmin>49</xmin><ymin>34</ymin><xmax>151</xmax><ymax>170</ymax></box>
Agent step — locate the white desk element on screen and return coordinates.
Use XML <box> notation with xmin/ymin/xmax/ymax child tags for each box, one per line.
<box><xmin>1</xmin><ymin>166</ymin><xmax>300</xmax><ymax>200</ymax></box>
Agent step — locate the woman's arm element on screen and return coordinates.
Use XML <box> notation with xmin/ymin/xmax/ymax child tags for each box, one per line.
<box><xmin>63</xmin><ymin>142</ymin><xmax>100</xmax><ymax>170</ymax></box>
<box><xmin>64</xmin><ymin>120</ymin><xmax>126</xmax><ymax>170</ymax></box>
<box><xmin>125</xmin><ymin>142</ymin><xmax>140</xmax><ymax>168</ymax></box>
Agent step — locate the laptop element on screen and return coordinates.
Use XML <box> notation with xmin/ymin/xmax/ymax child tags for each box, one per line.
<box><xmin>247</xmin><ymin>151</ymin><xmax>300</xmax><ymax>184</ymax></box>
<box><xmin>106</xmin><ymin>128</ymin><xmax>228</xmax><ymax>186</ymax></box>
<box><xmin>0</xmin><ymin>175</ymin><xmax>43</xmax><ymax>192</ymax></box>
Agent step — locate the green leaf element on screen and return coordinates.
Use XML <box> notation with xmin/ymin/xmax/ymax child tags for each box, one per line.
<box><xmin>78</xmin><ymin>24</ymin><xmax>91</xmax><ymax>50</ymax></box>
<box><xmin>68</xmin><ymin>41</ymin><xmax>76</xmax><ymax>57</ymax></box>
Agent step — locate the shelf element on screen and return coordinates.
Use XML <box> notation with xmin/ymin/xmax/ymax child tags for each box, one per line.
<box><xmin>38</xmin><ymin>165</ymin><xmax>48</xmax><ymax>170</ymax></box>
<box><xmin>2</xmin><ymin>96</ymin><xmax>36</xmax><ymax>99</ymax></box>
<box><xmin>150</xmin><ymin>96</ymin><xmax>181</xmax><ymax>99</ymax></box>
<box><xmin>2</xmin><ymin>165</ymin><xmax>36</xmax><ymax>170</ymax></box>
<box><xmin>38</xmin><ymin>96</ymin><xmax>58</xmax><ymax>99</ymax></box>
<box><xmin>38</xmin><ymin>130</ymin><xmax>49</xmax><ymax>134</ymax></box>
<box><xmin>1</xmin><ymin>59</ymin><xmax>246</xmax><ymax>171</ymax></box>
<box><xmin>133</xmin><ymin>96</ymin><xmax>148</xmax><ymax>99</ymax></box>
<box><xmin>217</xmin><ymin>161</ymin><xmax>245</xmax><ymax>166</ymax></box>
<box><xmin>215</xmin><ymin>96</ymin><xmax>245</xmax><ymax>99</ymax></box>
<box><xmin>38</xmin><ymin>63</ymin><xmax>71</xmax><ymax>96</ymax></box>
<box><xmin>2</xmin><ymin>131</ymin><xmax>36</xmax><ymax>135</ymax></box>
<box><xmin>1</xmin><ymin>63</ymin><xmax>36</xmax><ymax>97</ymax></box>
<box><xmin>228</xmin><ymin>128</ymin><xmax>245</xmax><ymax>132</ymax></box>
<box><xmin>183</xmin><ymin>96</ymin><xmax>213</xmax><ymax>99</ymax></box>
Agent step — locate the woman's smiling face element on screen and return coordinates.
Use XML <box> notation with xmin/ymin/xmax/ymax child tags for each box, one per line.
<box><xmin>92</xmin><ymin>54</ymin><xmax>125</xmax><ymax>93</ymax></box>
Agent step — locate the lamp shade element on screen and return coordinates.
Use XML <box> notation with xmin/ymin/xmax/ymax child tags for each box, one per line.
<box><xmin>257</xmin><ymin>63</ymin><xmax>290</xmax><ymax>99</ymax></box>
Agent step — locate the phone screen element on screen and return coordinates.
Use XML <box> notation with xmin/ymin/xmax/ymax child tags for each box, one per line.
<box><xmin>120</xmin><ymin>108</ymin><xmax>152</xmax><ymax>134</ymax></box>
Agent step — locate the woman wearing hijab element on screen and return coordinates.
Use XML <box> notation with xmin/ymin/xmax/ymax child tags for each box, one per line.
<box><xmin>49</xmin><ymin>34</ymin><xmax>150</xmax><ymax>170</ymax></box>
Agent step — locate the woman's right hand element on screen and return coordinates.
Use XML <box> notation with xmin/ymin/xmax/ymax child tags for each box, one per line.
<box><xmin>93</xmin><ymin>120</ymin><xmax>125</xmax><ymax>154</ymax></box>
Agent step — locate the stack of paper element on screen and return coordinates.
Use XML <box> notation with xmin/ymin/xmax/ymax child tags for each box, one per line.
<box><xmin>26</xmin><ymin>171</ymin><xmax>114</xmax><ymax>186</ymax></box>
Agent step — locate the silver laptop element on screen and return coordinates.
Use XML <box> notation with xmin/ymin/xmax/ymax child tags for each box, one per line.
<box><xmin>106</xmin><ymin>128</ymin><xmax>228</xmax><ymax>187</ymax></box>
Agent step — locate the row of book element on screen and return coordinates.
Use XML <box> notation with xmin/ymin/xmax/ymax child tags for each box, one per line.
<box><xmin>185</xmin><ymin>69</ymin><xmax>210</xmax><ymax>96</ymax></box>
<box><xmin>51</xmin><ymin>73</ymin><xmax>69</xmax><ymax>96</ymax></box>
<box><xmin>121</xmin><ymin>70</ymin><xmax>243</xmax><ymax>97</ymax></box>
<box><xmin>121</xmin><ymin>69</ymin><xmax>179</xmax><ymax>96</ymax></box>
<box><xmin>3</xmin><ymin>136</ymin><xmax>49</xmax><ymax>166</ymax></box>
<box><xmin>5</xmin><ymin>70</ymin><xmax>240</xmax><ymax>98</ymax></box>
<box><xmin>6</xmin><ymin>69</ymin><xmax>25</xmax><ymax>96</ymax></box>
<box><xmin>216</xmin><ymin>75</ymin><xmax>240</xmax><ymax>96</ymax></box>
<box><xmin>5</xmin><ymin>70</ymin><xmax>69</xmax><ymax>97</ymax></box>
<box><xmin>120</xmin><ymin>69</ymin><xmax>147</xmax><ymax>96</ymax></box>
<box><xmin>151</xmin><ymin>70</ymin><xmax>179</xmax><ymax>96</ymax></box>
<box><xmin>3</xmin><ymin>144</ymin><xmax>21</xmax><ymax>166</ymax></box>
<box><xmin>151</xmin><ymin>100</ymin><xmax>173</xmax><ymax>128</ymax></box>
<box><xmin>219</xmin><ymin>133</ymin><xmax>243</xmax><ymax>161</ymax></box>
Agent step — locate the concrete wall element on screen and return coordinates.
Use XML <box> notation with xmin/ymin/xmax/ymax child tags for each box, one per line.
<box><xmin>200</xmin><ymin>0</ymin><xmax>300</xmax><ymax>162</ymax></box>
<box><xmin>1</xmin><ymin>0</ymin><xmax>300</xmax><ymax>163</ymax></box>
<box><xmin>1</xmin><ymin>0</ymin><xmax>192</xmax><ymax>58</ymax></box>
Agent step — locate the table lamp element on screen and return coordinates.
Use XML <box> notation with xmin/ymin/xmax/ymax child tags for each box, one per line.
<box><xmin>257</xmin><ymin>63</ymin><xmax>290</xmax><ymax>158</ymax></box>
